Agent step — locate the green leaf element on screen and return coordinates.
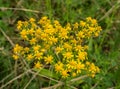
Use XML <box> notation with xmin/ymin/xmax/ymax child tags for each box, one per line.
<box><xmin>34</xmin><ymin>68</ymin><xmax>59</xmax><ymax>79</ymax></box>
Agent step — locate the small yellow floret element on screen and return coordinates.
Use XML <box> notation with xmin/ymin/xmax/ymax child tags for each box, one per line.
<box><xmin>61</xmin><ymin>70</ymin><xmax>69</xmax><ymax>78</ymax></box>
<box><xmin>34</xmin><ymin>61</ymin><xmax>42</xmax><ymax>69</ymax></box>
<box><xmin>13</xmin><ymin>55</ymin><xmax>19</xmax><ymax>60</ymax></box>
<box><xmin>63</xmin><ymin>52</ymin><xmax>73</xmax><ymax>59</ymax></box>
<box><xmin>44</xmin><ymin>55</ymin><xmax>53</xmax><ymax>64</ymax></box>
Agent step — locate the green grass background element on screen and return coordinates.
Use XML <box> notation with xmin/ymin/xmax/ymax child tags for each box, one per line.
<box><xmin>0</xmin><ymin>0</ymin><xmax>120</xmax><ymax>89</ymax></box>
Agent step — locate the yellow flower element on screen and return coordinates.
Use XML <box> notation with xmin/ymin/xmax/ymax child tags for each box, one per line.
<box><xmin>86</xmin><ymin>17</ymin><xmax>92</xmax><ymax>22</ymax></box>
<box><xmin>44</xmin><ymin>44</ymin><xmax>50</xmax><ymax>50</ymax></box>
<box><xmin>35</xmin><ymin>28</ymin><xmax>42</xmax><ymax>39</ymax></box>
<box><xmin>67</xmin><ymin>60</ymin><xmax>77</xmax><ymax>69</ymax></box>
<box><xmin>23</xmin><ymin>21</ymin><xmax>29</xmax><ymax>27</ymax></box>
<box><xmin>29</xmin><ymin>38</ymin><xmax>37</xmax><ymax>45</ymax></box>
<box><xmin>20</xmin><ymin>29</ymin><xmax>28</xmax><ymax>40</ymax></box>
<box><xmin>73</xmin><ymin>22</ymin><xmax>79</xmax><ymax>29</ymax></box>
<box><xmin>63</xmin><ymin>43</ymin><xmax>72</xmax><ymax>51</ymax></box>
<box><xmin>89</xmin><ymin>63</ymin><xmax>96</xmax><ymax>73</ymax></box>
<box><xmin>54</xmin><ymin>20</ymin><xmax>60</xmax><ymax>25</ymax></box>
<box><xmin>91</xmin><ymin>19</ymin><xmax>97</xmax><ymax>25</ymax></box>
<box><xmin>55</xmin><ymin>62</ymin><xmax>63</xmax><ymax>72</ymax></box>
<box><xmin>63</xmin><ymin>52</ymin><xmax>73</xmax><ymax>59</ymax></box>
<box><xmin>86</xmin><ymin>61</ymin><xmax>90</xmax><ymax>65</ymax></box>
<box><xmin>24</xmin><ymin>47</ymin><xmax>29</xmax><ymax>53</ymax></box>
<box><xmin>35</xmin><ymin>52</ymin><xmax>43</xmax><ymax>60</ymax></box>
<box><xmin>77</xmin><ymin>31</ymin><xmax>85</xmax><ymax>39</ymax></box>
<box><xmin>89</xmin><ymin>63</ymin><xmax>100</xmax><ymax>74</ymax></box>
<box><xmin>44</xmin><ymin>55</ymin><xmax>53</xmax><ymax>64</ymax></box>
<box><xmin>65</xmin><ymin>23</ymin><xmax>71</xmax><ymax>31</ymax></box>
<box><xmin>55</xmin><ymin>46</ymin><xmax>63</xmax><ymax>54</ymax></box>
<box><xmin>76</xmin><ymin>62</ymin><xmax>85</xmax><ymax>73</ymax></box>
<box><xmin>13</xmin><ymin>54</ymin><xmax>19</xmax><ymax>60</ymax></box>
<box><xmin>13</xmin><ymin>44</ymin><xmax>23</xmax><ymax>53</ymax></box>
<box><xmin>31</xmin><ymin>23</ymin><xmax>37</xmax><ymax>28</ymax></box>
<box><xmin>77</xmin><ymin>51</ymin><xmax>87</xmax><ymax>61</ymax></box>
<box><xmin>41</xmin><ymin>48</ymin><xmax>46</xmax><ymax>53</ymax></box>
<box><xmin>27</xmin><ymin>54</ymin><xmax>34</xmax><ymax>61</ymax></box>
<box><xmin>96</xmin><ymin>66</ymin><xmax>100</xmax><ymax>73</ymax></box>
<box><xmin>74</xmin><ymin>45</ymin><xmax>83</xmax><ymax>52</ymax></box>
<box><xmin>49</xmin><ymin>37</ymin><xmax>58</xmax><ymax>45</ymax></box>
<box><xmin>33</xmin><ymin>45</ymin><xmax>41</xmax><ymax>52</ymax></box>
<box><xmin>72</xmin><ymin>72</ymin><xmax>77</xmax><ymax>77</ymax></box>
<box><xmin>97</xmin><ymin>26</ymin><xmax>102</xmax><ymax>31</ymax></box>
<box><xmin>80</xmin><ymin>21</ymin><xmax>86</xmax><ymax>27</ymax></box>
<box><xmin>34</xmin><ymin>61</ymin><xmax>43</xmax><ymax>69</ymax></box>
<box><xmin>95</xmin><ymin>33</ymin><xmax>99</xmax><ymax>37</ymax></box>
<box><xmin>41</xmin><ymin>33</ymin><xmax>49</xmax><ymax>41</ymax></box>
<box><xmin>90</xmin><ymin>73</ymin><xmax>95</xmax><ymax>78</ymax></box>
<box><xmin>17</xmin><ymin>21</ymin><xmax>23</xmax><ymax>30</ymax></box>
<box><xmin>28</xmin><ymin>28</ymin><xmax>35</xmax><ymax>36</ymax></box>
<box><xmin>88</xmin><ymin>63</ymin><xmax>100</xmax><ymax>78</ymax></box>
<box><xmin>29</xmin><ymin>18</ymin><xmax>35</xmax><ymax>22</ymax></box>
<box><xmin>44</xmin><ymin>28</ymin><xmax>52</xmax><ymax>34</ymax></box>
<box><xmin>89</xmin><ymin>27</ymin><xmax>95</xmax><ymax>32</ymax></box>
<box><xmin>71</xmin><ymin>39</ymin><xmax>77</xmax><ymax>45</ymax></box>
<box><xmin>38</xmin><ymin>16</ymin><xmax>48</xmax><ymax>25</ymax></box>
<box><xmin>59</xmin><ymin>29</ymin><xmax>68</xmax><ymax>39</ymax></box>
<box><xmin>61</xmin><ymin>70</ymin><xmax>69</xmax><ymax>78</ymax></box>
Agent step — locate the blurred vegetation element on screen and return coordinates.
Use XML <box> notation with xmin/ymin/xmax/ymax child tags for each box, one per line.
<box><xmin>0</xmin><ymin>0</ymin><xmax>120</xmax><ymax>89</ymax></box>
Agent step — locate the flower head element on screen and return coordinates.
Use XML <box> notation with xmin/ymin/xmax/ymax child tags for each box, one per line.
<box><xmin>13</xmin><ymin>16</ymin><xmax>102</xmax><ymax>79</ymax></box>
<box><xmin>34</xmin><ymin>61</ymin><xmax>43</xmax><ymax>69</ymax></box>
<box><xmin>44</xmin><ymin>55</ymin><xmax>53</xmax><ymax>64</ymax></box>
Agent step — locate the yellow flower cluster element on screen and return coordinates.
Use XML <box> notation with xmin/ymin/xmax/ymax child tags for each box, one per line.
<box><xmin>13</xmin><ymin>16</ymin><xmax>102</xmax><ymax>78</ymax></box>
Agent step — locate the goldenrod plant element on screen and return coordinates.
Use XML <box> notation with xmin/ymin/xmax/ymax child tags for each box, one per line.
<box><xmin>13</xmin><ymin>16</ymin><xmax>101</xmax><ymax>80</ymax></box>
<box><xmin>1</xmin><ymin>0</ymin><xmax>120</xmax><ymax>89</ymax></box>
